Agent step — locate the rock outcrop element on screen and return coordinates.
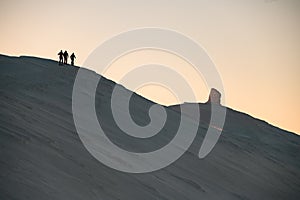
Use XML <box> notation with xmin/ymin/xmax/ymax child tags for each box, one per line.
<box><xmin>208</xmin><ymin>88</ymin><xmax>221</xmax><ymax>105</ymax></box>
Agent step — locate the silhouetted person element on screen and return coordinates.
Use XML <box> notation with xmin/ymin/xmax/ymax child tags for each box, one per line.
<box><xmin>70</xmin><ymin>53</ymin><xmax>76</xmax><ymax>66</ymax></box>
<box><xmin>58</xmin><ymin>50</ymin><xmax>63</xmax><ymax>65</ymax></box>
<box><xmin>63</xmin><ymin>50</ymin><xmax>69</xmax><ymax>64</ymax></box>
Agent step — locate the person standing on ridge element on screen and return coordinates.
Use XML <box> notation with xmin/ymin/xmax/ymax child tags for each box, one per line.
<box><xmin>58</xmin><ymin>50</ymin><xmax>63</xmax><ymax>65</ymax></box>
<box><xmin>70</xmin><ymin>53</ymin><xmax>76</xmax><ymax>66</ymax></box>
<box><xmin>63</xmin><ymin>50</ymin><xmax>69</xmax><ymax>64</ymax></box>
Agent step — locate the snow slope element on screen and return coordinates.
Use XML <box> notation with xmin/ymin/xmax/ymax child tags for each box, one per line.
<box><xmin>0</xmin><ymin>54</ymin><xmax>299</xmax><ymax>199</ymax></box>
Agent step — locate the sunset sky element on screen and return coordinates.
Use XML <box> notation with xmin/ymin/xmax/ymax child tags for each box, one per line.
<box><xmin>1</xmin><ymin>0</ymin><xmax>299</xmax><ymax>134</ymax></box>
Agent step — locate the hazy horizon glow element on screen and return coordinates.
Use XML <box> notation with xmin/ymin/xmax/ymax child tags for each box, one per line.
<box><xmin>1</xmin><ymin>0</ymin><xmax>299</xmax><ymax>134</ymax></box>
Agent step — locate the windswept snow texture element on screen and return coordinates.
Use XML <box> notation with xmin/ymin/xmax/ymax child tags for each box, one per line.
<box><xmin>0</xmin><ymin>54</ymin><xmax>300</xmax><ymax>200</ymax></box>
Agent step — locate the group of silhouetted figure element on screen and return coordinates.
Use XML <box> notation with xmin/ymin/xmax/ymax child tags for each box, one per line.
<box><xmin>58</xmin><ymin>50</ymin><xmax>76</xmax><ymax>66</ymax></box>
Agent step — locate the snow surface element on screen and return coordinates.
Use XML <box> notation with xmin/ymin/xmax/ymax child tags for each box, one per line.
<box><xmin>0</xmin><ymin>54</ymin><xmax>299</xmax><ymax>199</ymax></box>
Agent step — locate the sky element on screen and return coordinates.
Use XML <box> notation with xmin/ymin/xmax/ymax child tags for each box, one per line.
<box><xmin>1</xmin><ymin>0</ymin><xmax>299</xmax><ymax>134</ymax></box>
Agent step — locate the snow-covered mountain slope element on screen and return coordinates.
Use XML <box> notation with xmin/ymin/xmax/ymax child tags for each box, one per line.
<box><xmin>0</xmin><ymin>54</ymin><xmax>299</xmax><ymax>200</ymax></box>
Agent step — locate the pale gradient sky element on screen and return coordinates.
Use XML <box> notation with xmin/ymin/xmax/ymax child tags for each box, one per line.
<box><xmin>1</xmin><ymin>0</ymin><xmax>299</xmax><ymax>134</ymax></box>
